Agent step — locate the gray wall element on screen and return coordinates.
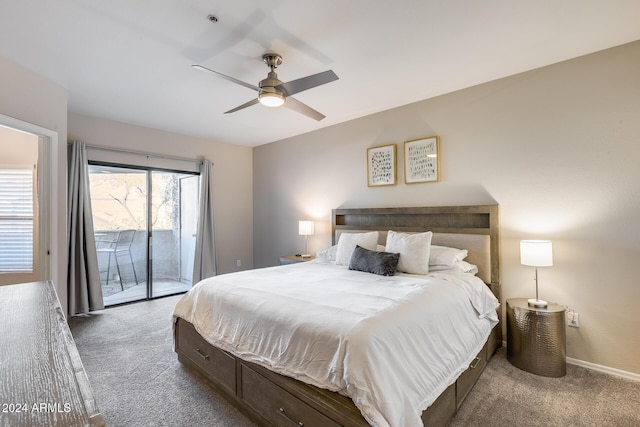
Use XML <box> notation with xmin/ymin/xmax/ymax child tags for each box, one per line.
<box><xmin>253</xmin><ymin>41</ymin><xmax>640</xmax><ymax>375</ymax></box>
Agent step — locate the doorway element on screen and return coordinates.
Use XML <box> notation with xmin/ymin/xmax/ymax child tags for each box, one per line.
<box><xmin>88</xmin><ymin>163</ymin><xmax>199</xmax><ymax>306</ymax></box>
<box><xmin>0</xmin><ymin>125</ymin><xmax>39</xmax><ymax>285</ymax></box>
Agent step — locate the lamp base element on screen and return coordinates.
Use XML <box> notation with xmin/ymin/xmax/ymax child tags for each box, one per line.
<box><xmin>528</xmin><ymin>298</ymin><xmax>548</xmax><ymax>308</ymax></box>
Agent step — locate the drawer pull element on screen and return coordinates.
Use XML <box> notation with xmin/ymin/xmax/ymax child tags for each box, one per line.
<box><xmin>195</xmin><ymin>348</ymin><xmax>210</xmax><ymax>361</ymax></box>
<box><xmin>469</xmin><ymin>356</ymin><xmax>482</xmax><ymax>369</ymax></box>
<box><xmin>278</xmin><ymin>407</ymin><xmax>304</xmax><ymax>426</ymax></box>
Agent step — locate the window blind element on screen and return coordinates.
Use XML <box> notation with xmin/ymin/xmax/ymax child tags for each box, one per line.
<box><xmin>0</xmin><ymin>167</ymin><xmax>34</xmax><ymax>271</ymax></box>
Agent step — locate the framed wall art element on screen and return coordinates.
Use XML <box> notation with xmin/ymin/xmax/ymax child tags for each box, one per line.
<box><xmin>367</xmin><ymin>144</ymin><xmax>396</xmax><ymax>186</ymax></box>
<box><xmin>404</xmin><ymin>136</ymin><xmax>440</xmax><ymax>184</ymax></box>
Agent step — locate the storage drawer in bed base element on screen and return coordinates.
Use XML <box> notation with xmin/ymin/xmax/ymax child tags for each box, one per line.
<box><xmin>456</xmin><ymin>342</ymin><xmax>488</xmax><ymax>409</ymax></box>
<box><xmin>175</xmin><ymin>316</ymin><xmax>237</xmax><ymax>397</ymax></box>
<box><xmin>240</xmin><ymin>363</ymin><xmax>342</xmax><ymax>427</ymax></box>
<box><xmin>174</xmin><ymin>318</ymin><xmax>499</xmax><ymax>427</ymax></box>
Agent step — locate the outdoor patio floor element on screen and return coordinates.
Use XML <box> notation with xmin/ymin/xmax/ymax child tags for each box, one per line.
<box><xmin>102</xmin><ymin>279</ymin><xmax>191</xmax><ymax>306</ymax></box>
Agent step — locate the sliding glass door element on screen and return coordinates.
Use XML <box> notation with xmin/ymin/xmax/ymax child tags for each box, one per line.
<box><xmin>88</xmin><ymin>164</ymin><xmax>198</xmax><ymax>306</ymax></box>
<box><xmin>150</xmin><ymin>171</ymin><xmax>198</xmax><ymax>299</ymax></box>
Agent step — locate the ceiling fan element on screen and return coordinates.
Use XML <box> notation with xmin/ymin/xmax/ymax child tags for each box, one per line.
<box><xmin>193</xmin><ymin>53</ymin><xmax>338</xmax><ymax>121</ymax></box>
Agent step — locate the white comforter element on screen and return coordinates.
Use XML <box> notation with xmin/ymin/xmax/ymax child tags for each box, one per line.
<box><xmin>173</xmin><ymin>260</ymin><xmax>499</xmax><ymax>427</ymax></box>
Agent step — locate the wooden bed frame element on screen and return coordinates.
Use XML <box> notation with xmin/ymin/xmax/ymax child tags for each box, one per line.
<box><xmin>174</xmin><ymin>205</ymin><xmax>501</xmax><ymax>426</ymax></box>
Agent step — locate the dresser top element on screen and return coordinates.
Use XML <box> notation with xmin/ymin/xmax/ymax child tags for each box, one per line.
<box><xmin>0</xmin><ymin>281</ymin><xmax>104</xmax><ymax>426</ymax></box>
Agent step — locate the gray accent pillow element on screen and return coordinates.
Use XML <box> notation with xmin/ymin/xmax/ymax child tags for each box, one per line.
<box><xmin>348</xmin><ymin>245</ymin><xmax>400</xmax><ymax>276</ymax></box>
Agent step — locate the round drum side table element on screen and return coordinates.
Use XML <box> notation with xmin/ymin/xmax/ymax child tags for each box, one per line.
<box><xmin>506</xmin><ymin>298</ymin><xmax>566</xmax><ymax>377</ymax></box>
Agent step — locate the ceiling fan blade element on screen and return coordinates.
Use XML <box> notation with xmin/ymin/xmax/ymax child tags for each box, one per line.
<box><xmin>224</xmin><ymin>98</ymin><xmax>260</xmax><ymax>114</ymax></box>
<box><xmin>277</xmin><ymin>70</ymin><xmax>338</xmax><ymax>97</ymax></box>
<box><xmin>192</xmin><ymin>64</ymin><xmax>259</xmax><ymax>92</ymax></box>
<box><xmin>284</xmin><ymin>97</ymin><xmax>326</xmax><ymax>121</ymax></box>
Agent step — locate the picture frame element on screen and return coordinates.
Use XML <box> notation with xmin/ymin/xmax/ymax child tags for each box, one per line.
<box><xmin>404</xmin><ymin>136</ymin><xmax>440</xmax><ymax>184</ymax></box>
<box><xmin>367</xmin><ymin>144</ymin><xmax>396</xmax><ymax>187</ymax></box>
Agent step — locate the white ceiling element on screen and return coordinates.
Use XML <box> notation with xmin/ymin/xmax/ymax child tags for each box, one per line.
<box><xmin>2</xmin><ymin>1</ymin><xmax>640</xmax><ymax>147</ymax></box>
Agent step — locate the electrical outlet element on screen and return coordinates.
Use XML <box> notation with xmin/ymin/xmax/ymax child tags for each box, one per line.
<box><xmin>236</xmin><ymin>259</ymin><xmax>242</xmax><ymax>267</ymax></box>
<box><xmin>567</xmin><ymin>311</ymin><xmax>580</xmax><ymax>328</ymax></box>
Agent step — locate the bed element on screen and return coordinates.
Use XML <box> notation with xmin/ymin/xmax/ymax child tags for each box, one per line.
<box><xmin>173</xmin><ymin>205</ymin><xmax>501</xmax><ymax>426</ymax></box>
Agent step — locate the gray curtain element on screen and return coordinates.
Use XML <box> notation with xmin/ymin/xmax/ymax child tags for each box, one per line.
<box><xmin>67</xmin><ymin>141</ymin><xmax>103</xmax><ymax>315</ymax></box>
<box><xmin>192</xmin><ymin>159</ymin><xmax>217</xmax><ymax>283</ymax></box>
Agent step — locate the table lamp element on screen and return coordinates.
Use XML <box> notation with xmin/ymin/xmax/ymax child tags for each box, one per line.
<box><xmin>520</xmin><ymin>240</ymin><xmax>553</xmax><ymax>308</ymax></box>
<box><xmin>298</xmin><ymin>221</ymin><xmax>314</xmax><ymax>258</ymax></box>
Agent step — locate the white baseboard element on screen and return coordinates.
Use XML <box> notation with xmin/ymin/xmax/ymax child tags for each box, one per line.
<box><xmin>500</xmin><ymin>341</ymin><xmax>640</xmax><ymax>382</ymax></box>
<box><xmin>566</xmin><ymin>357</ymin><xmax>640</xmax><ymax>382</ymax></box>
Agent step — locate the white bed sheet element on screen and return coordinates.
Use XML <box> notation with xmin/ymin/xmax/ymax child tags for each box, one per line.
<box><xmin>173</xmin><ymin>260</ymin><xmax>499</xmax><ymax>427</ymax></box>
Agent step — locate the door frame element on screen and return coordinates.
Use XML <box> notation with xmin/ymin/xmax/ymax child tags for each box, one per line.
<box><xmin>88</xmin><ymin>161</ymin><xmax>199</xmax><ymax>305</ymax></box>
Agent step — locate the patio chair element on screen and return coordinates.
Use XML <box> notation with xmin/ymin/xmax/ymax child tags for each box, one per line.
<box><xmin>96</xmin><ymin>229</ymin><xmax>138</xmax><ymax>291</ymax></box>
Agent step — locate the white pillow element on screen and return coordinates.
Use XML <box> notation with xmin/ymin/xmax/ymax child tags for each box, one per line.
<box><xmin>316</xmin><ymin>245</ymin><xmax>338</xmax><ymax>261</ymax></box>
<box><xmin>317</xmin><ymin>242</ymin><xmax>385</xmax><ymax>263</ymax></box>
<box><xmin>385</xmin><ymin>230</ymin><xmax>432</xmax><ymax>275</ymax></box>
<box><xmin>429</xmin><ymin>260</ymin><xmax>478</xmax><ymax>274</ymax></box>
<box><xmin>430</xmin><ymin>245</ymin><xmax>468</xmax><ymax>266</ymax></box>
<box><xmin>335</xmin><ymin>232</ymin><xmax>379</xmax><ymax>266</ymax></box>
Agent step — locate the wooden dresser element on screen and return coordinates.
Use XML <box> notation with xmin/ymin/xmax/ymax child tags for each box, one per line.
<box><xmin>0</xmin><ymin>281</ymin><xmax>104</xmax><ymax>427</ymax></box>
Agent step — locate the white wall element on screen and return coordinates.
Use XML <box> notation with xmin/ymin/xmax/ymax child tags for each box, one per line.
<box><xmin>68</xmin><ymin>113</ymin><xmax>254</xmax><ymax>276</ymax></box>
<box><xmin>0</xmin><ymin>55</ymin><xmax>67</xmax><ymax>309</ymax></box>
<box><xmin>253</xmin><ymin>41</ymin><xmax>640</xmax><ymax>375</ymax></box>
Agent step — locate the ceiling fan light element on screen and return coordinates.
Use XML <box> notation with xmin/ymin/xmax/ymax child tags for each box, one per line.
<box><xmin>259</xmin><ymin>91</ymin><xmax>285</xmax><ymax>107</ymax></box>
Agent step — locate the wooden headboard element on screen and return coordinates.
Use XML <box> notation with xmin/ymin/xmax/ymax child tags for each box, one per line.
<box><xmin>331</xmin><ymin>205</ymin><xmax>500</xmax><ymax>300</ymax></box>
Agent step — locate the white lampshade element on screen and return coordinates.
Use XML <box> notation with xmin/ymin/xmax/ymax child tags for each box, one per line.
<box><xmin>520</xmin><ymin>240</ymin><xmax>553</xmax><ymax>267</ymax></box>
<box><xmin>298</xmin><ymin>221</ymin><xmax>314</xmax><ymax>236</ymax></box>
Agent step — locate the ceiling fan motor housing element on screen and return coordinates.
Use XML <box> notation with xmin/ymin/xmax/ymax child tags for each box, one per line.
<box><xmin>259</xmin><ymin>69</ymin><xmax>285</xmax><ymax>106</ymax></box>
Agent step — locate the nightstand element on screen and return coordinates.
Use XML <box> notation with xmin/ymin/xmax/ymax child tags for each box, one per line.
<box><xmin>279</xmin><ymin>255</ymin><xmax>315</xmax><ymax>265</ymax></box>
<box><xmin>506</xmin><ymin>298</ymin><xmax>566</xmax><ymax>377</ymax></box>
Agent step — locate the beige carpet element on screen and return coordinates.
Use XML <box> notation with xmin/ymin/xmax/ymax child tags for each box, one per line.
<box><xmin>69</xmin><ymin>295</ymin><xmax>640</xmax><ymax>426</ymax></box>
<box><xmin>69</xmin><ymin>295</ymin><xmax>255</xmax><ymax>427</ymax></box>
<box><xmin>451</xmin><ymin>347</ymin><xmax>640</xmax><ymax>426</ymax></box>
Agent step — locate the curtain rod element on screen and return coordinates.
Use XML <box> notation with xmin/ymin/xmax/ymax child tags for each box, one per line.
<box><xmin>75</xmin><ymin>142</ymin><xmax>207</xmax><ymax>165</ymax></box>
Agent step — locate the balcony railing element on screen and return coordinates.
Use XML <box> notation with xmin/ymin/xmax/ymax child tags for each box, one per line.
<box><xmin>95</xmin><ymin>229</ymin><xmax>191</xmax><ymax>303</ymax></box>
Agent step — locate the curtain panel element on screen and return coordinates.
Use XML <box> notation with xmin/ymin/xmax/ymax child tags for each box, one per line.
<box><xmin>67</xmin><ymin>141</ymin><xmax>103</xmax><ymax>315</ymax></box>
<box><xmin>192</xmin><ymin>159</ymin><xmax>217</xmax><ymax>282</ymax></box>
